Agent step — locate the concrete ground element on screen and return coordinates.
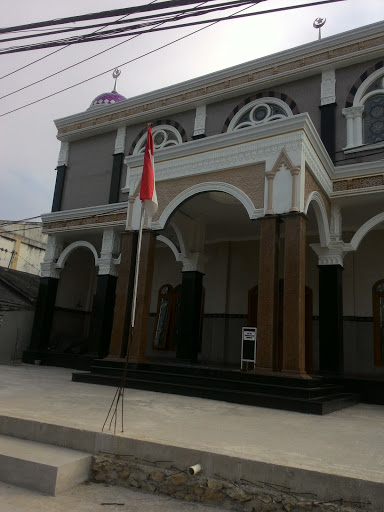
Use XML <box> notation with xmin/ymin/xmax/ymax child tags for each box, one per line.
<box><xmin>0</xmin><ymin>480</ymin><xmax>229</xmax><ymax>512</ymax></box>
<box><xmin>0</xmin><ymin>363</ymin><xmax>383</xmax><ymax>509</ymax></box>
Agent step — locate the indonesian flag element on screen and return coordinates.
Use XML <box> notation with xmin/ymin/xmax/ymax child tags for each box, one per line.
<box><xmin>139</xmin><ymin>125</ymin><xmax>158</xmax><ymax>218</ymax></box>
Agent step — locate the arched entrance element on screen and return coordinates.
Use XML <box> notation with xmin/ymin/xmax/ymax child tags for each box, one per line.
<box><xmin>49</xmin><ymin>246</ymin><xmax>98</xmax><ymax>354</ymax></box>
<box><xmin>149</xmin><ymin>187</ymin><xmax>260</xmax><ymax>366</ymax></box>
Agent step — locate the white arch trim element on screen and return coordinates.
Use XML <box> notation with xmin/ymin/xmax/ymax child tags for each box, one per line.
<box><xmin>227</xmin><ymin>97</ymin><xmax>293</xmax><ymax>132</ymax></box>
<box><xmin>169</xmin><ymin>220</ymin><xmax>187</xmax><ymax>258</ymax></box>
<box><xmin>133</xmin><ymin>125</ymin><xmax>183</xmax><ymax>155</ymax></box>
<box><xmin>354</xmin><ymin>67</ymin><xmax>384</xmax><ymax>106</ymax></box>
<box><xmin>304</xmin><ymin>191</ymin><xmax>330</xmax><ymax>247</ymax></box>
<box><xmin>156</xmin><ymin>235</ymin><xmax>182</xmax><ymax>262</ymax></box>
<box><xmin>350</xmin><ymin>212</ymin><xmax>384</xmax><ymax>250</ymax></box>
<box><xmin>152</xmin><ymin>182</ymin><xmax>261</xmax><ymax>230</ymax></box>
<box><xmin>56</xmin><ymin>241</ymin><xmax>99</xmax><ymax>269</ymax></box>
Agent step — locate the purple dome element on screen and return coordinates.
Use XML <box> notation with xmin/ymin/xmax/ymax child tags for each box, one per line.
<box><xmin>89</xmin><ymin>91</ymin><xmax>126</xmax><ymax>108</ymax></box>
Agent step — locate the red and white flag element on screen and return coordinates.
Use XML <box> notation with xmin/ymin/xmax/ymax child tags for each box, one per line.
<box><xmin>139</xmin><ymin>125</ymin><xmax>158</xmax><ymax>218</ymax></box>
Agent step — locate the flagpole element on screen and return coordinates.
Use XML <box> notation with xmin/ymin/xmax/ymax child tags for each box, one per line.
<box><xmin>102</xmin><ymin>124</ymin><xmax>156</xmax><ymax>434</ymax></box>
<box><xmin>130</xmin><ymin>202</ymin><xmax>145</xmax><ymax>330</ymax></box>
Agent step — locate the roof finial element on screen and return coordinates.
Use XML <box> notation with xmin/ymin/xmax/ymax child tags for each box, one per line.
<box><xmin>313</xmin><ymin>17</ymin><xmax>326</xmax><ymax>40</ymax></box>
<box><xmin>112</xmin><ymin>68</ymin><xmax>121</xmax><ymax>92</ymax></box>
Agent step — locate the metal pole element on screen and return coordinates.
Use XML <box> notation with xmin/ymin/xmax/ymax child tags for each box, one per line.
<box><xmin>130</xmin><ymin>203</ymin><xmax>145</xmax><ymax>329</ymax></box>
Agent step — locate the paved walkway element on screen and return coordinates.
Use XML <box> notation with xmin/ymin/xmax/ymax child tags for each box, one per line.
<box><xmin>1</xmin><ymin>364</ymin><xmax>383</xmax><ymax>484</ymax></box>
<box><xmin>0</xmin><ymin>481</ymin><xmax>226</xmax><ymax>512</ymax></box>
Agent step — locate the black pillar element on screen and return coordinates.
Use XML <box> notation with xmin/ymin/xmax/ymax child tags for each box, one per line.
<box><xmin>318</xmin><ymin>265</ymin><xmax>344</xmax><ymax>374</ymax></box>
<box><xmin>319</xmin><ymin>103</ymin><xmax>336</xmax><ymax>163</ymax></box>
<box><xmin>109</xmin><ymin>153</ymin><xmax>124</xmax><ymax>204</ymax></box>
<box><xmin>29</xmin><ymin>277</ymin><xmax>59</xmax><ymax>350</ymax></box>
<box><xmin>51</xmin><ymin>165</ymin><xmax>67</xmax><ymax>212</ymax></box>
<box><xmin>89</xmin><ymin>274</ymin><xmax>117</xmax><ymax>357</ymax></box>
<box><xmin>176</xmin><ymin>271</ymin><xmax>204</xmax><ymax>362</ymax></box>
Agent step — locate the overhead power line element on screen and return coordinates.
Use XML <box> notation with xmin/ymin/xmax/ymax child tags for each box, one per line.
<box><xmin>0</xmin><ymin>0</ymin><xmax>252</xmax><ymax>44</ymax></box>
<box><xmin>0</xmin><ymin>0</ymin><xmax>345</xmax><ymax>55</ymax></box>
<box><xmin>0</xmin><ymin>216</ymin><xmax>42</xmax><ymax>227</ymax></box>
<box><xmin>0</xmin><ymin>5</ymin><xmax>144</xmax><ymax>80</ymax></box>
<box><xmin>0</xmin><ymin>0</ymin><xmax>234</xmax><ymax>34</ymax></box>
<box><xmin>0</xmin><ymin>0</ymin><xmax>346</xmax><ymax>118</ymax></box>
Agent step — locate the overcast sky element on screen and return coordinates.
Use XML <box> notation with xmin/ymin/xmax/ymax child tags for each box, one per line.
<box><xmin>0</xmin><ymin>0</ymin><xmax>383</xmax><ymax>222</ymax></box>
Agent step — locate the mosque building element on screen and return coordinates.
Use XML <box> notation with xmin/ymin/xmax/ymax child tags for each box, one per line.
<box><xmin>24</xmin><ymin>20</ymin><xmax>384</xmax><ymax>412</ymax></box>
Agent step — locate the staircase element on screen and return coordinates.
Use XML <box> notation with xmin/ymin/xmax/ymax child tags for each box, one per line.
<box><xmin>0</xmin><ymin>434</ymin><xmax>92</xmax><ymax>495</ymax></box>
<box><xmin>72</xmin><ymin>360</ymin><xmax>359</xmax><ymax>415</ymax></box>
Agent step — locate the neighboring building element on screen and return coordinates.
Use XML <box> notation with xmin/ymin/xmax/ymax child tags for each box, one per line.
<box><xmin>0</xmin><ymin>222</ymin><xmax>47</xmax><ymax>276</ymax></box>
<box><xmin>0</xmin><ymin>267</ymin><xmax>39</xmax><ymax>362</ymax></box>
<box><xmin>24</xmin><ymin>21</ymin><xmax>384</xmax><ymax>402</ymax></box>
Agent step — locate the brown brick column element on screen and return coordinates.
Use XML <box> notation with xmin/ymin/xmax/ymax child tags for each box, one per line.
<box><xmin>282</xmin><ymin>213</ymin><xmax>307</xmax><ymax>375</ymax></box>
<box><xmin>257</xmin><ymin>216</ymin><xmax>280</xmax><ymax>369</ymax></box>
<box><xmin>128</xmin><ymin>230</ymin><xmax>156</xmax><ymax>363</ymax></box>
<box><xmin>108</xmin><ymin>231</ymin><xmax>138</xmax><ymax>358</ymax></box>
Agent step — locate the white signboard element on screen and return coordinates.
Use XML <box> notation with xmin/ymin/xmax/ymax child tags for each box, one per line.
<box><xmin>241</xmin><ymin>327</ymin><xmax>257</xmax><ymax>370</ymax></box>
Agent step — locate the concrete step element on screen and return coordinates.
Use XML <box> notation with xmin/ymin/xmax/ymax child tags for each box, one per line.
<box><xmin>0</xmin><ymin>434</ymin><xmax>92</xmax><ymax>495</ymax></box>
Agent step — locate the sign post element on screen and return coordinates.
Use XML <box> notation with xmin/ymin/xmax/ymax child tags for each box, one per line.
<box><xmin>241</xmin><ymin>327</ymin><xmax>257</xmax><ymax>370</ymax></box>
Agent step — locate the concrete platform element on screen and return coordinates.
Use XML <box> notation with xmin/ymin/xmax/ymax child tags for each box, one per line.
<box><xmin>0</xmin><ymin>435</ymin><xmax>91</xmax><ymax>495</ymax></box>
<box><xmin>0</xmin><ymin>364</ymin><xmax>383</xmax><ymax>508</ymax></box>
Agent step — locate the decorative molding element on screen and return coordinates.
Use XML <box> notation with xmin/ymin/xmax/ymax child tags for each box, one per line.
<box><xmin>321</xmin><ymin>70</ymin><xmax>336</xmax><ymax>105</ymax></box>
<box><xmin>128</xmin><ymin>120</ymin><xmax>187</xmax><ymax>155</ymax></box>
<box><xmin>330</xmin><ymin>203</ymin><xmax>342</xmax><ymax>241</ymax></box>
<box><xmin>42</xmin><ymin>202</ymin><xmax>128</xmax><ymax>223</ymax></box>
<box><xmin>334</xmin><ymin>158</ymin><xmax>384</xmax><ymax>178</ymax></box>
<box><xmin>349</xmin><ymin>211</ymin><xmax>384</xmax><ymax>251</ymax></box>
<box><xmin>44</xmin><ymin>212</ymin><xmax>126</xmax><ymax>233</ymax></box>
<box><xmin>98</xmin><ymin>228</ymin><xmax>120</xmax><ymax>276</ymax></box>
<box><xmin>265</xmin><ymin>148</ymin><xmax>301</xmax><ymax>214</ymax></box>
<box><xmin>132</xmin><ymin>124</ymin><xmax>183</xmax><ymax>155</ymax></box>
<box><xmin>156</xmin><ymin>235</ymin><xmax>183</xmax><ymax>263</ymax></box>
<box><xmin>333</xmin><ymin>174</ymin><xmax>384</xmax><ymax>192</ymax></box>
<box><xmin>125</xmin><ymin>130</ymin><xmax>303</xmax><ymax>191</ymax></box>
<box><xmin>304</xmin><ymin>191</ymin><xmax>330</xmax><ymax>247</ymax></box>
<box><xmin>226</xmin><ymin>97</ymin><xmax>294</xmax><ymax>133</ymax></box>
<box><xmin>151</xmin><ymin>181</ymin><xmax>263</xmax><ymax>230</ymax></box>
<box><xmin>310</xmin><ymin>241</ymin><xmax>349</xmax><ymax>266</ymax></box>
<box><xmin>57</xmin><ymin>142</ymin><xmax>69</xmax><ymax>166</ymax></box>
<box><xmin>342</xmin><ymin>106</ymin><xmax>364</xmax><ymax>148</ymax></box>
<box><xmin>193</xmin><ymin>105</ymin><xmax>207</xmax><ymax>137</ymax></box>
<box><xmin>302</xmin><ymin>138</ymin><xmax>333</xmax><ymax>196</ymax></box>
<box><xmin>40</xmin><ymin>262</ymin><xmax>61</xmax><ymax>279</ymax></box>
<box><xmin>344</xmin><ymin>140</ymin><xmax>384</xmax><ymax>155</ymax></box>
<box><xmin>311</xmin><ymin>210</ymin><xmax>384</xmax><ymax>263</ymax></box>
<box><xmin>114</xmin><ymin>126</ymin><xmax>126</xmax><ymax>154</ymax></box>
<box><xmin>40</xmin><ymin>235</ymin><xmax>64</xmax><ymax>278</ymax></box>
<box><xmin>181</xmin><ymin>252</ymin><xmax>206</xmax><ymax>273</ymax></box>
<box><xmin>348</xmin><ymin>62</ymin><xmax>384</xmax><ymax>107</ymax></box>
<box><xmin>123</xmin><ymin>114</ymin><xmax>334</xmax><ymax>182</ymax></box>
<box><xmin>55</xmin><ymin>22</ymin><xmax>384</xmax><ymax>140</ymax></box>
<box><xmin>56</xmin><ymin>241</ymin><xmax>99</xmax><ymax>269</ymax></box>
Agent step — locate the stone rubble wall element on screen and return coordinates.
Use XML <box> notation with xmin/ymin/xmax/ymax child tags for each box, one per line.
<box><xmin>92</xmin><ymin>454</ymin><xmax>368</xmax><ymax>512</ymax></box>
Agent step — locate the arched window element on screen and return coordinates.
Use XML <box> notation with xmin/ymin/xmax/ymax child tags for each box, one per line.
<box><xmin>131</xmin><ymin>124</ymin><xmax>185</xmax><ymax>155</ymax></box>
<box><xmin>363</xmin><ymin>76</ymin><xmax>384</xmax><ymax>145</ymax></box>
<box><xmin>373</xmin><ymin>280</ymin><xmax>384</xmax><ymax>366</ymax></box>
<box><xmin>227</xmin><ymin>98</ymin><xmax>292</xmax><ymax>132</ymax></box>
<box><xmin>342</xmin><ymin>67</ymin><xmax>384</xmax><ymax>149</ymax></box>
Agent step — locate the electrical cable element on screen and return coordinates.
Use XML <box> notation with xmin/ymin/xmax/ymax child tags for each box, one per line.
<box><xmin>0</xmin><ymin>0</ymin><xmax>256</xmax><ymax>43</ymax></box>
<box><xmin>0</xmin><ymin>0</ymin><xmax>234</xmax><ymax>34</ymax></box>
<box><xmin>9</xmin><ymin>251</ymin><xmax>42</xmax><ymax>274</ymax></box>
<box><xmin>0</xmin><ymin>226</ymin><xmax>44</xmax><ymax>236</ymax></box>
<box><xmin>0</xmin><ymin>0</ymin><xmax>347</xmax><ymax>118</ymax></box>
<box><xmin>0</xmin><ymin>0</ymin><xmax>345</xmax><ymax>54</ymax></box>
<box><xmin>0</xmin><ymin>216</ymin><xmax>42</xmax><ymax>227</ymax></box>
<box><xmin>0</xmin><ymin>0</ymin><xmax>227</xmax><ymax>101</ymax></box>
<box><xmin>0</xmin><ymin>3</ymin><xmax>144</xmax><ymax>80</ymax></box>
